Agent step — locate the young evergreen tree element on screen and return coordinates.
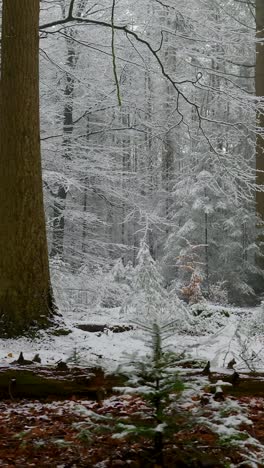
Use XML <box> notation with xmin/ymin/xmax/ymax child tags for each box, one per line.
<box><xmin>0</xmin><ymin>0</ymin><xmax>54</xmax><ymax>337</ymax></box>
<box><xmin>115</xmin><ymin>320</ymin><xmax>185</xmax><ymax>467</ymax></box>
<box><xmin>121</xmin><ymin>239</ymin><xmax>168</xmax><ymax>322</ymax></box>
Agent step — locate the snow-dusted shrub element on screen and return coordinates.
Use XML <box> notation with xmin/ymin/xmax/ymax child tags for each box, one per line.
<box><xmin>180</xmin><ymin>271</ymin><xmax>204</xmax><ymax>304</ymax></box>
<box><xmin>247</xmin><ymin>302</ymin><xmax>264</xmax><ymax>337</ymax></box>
<box><xmin>50</xmin><ymin>256</ymin><xmax>133</xmax><ymax>312</ymax></box>
<box><xmin>231</xmin><ymin>306</ymin><xmax>264</xmax><ymax>371</ymax></box>
<box><xmin>208</xmin><ymin>282</ymin><xmax>229</xmax><ymax>305</ymax></box>
<box><xmin>190</xmin><ymin>303</ymin><xmax>231</xmax><ymax>335</ymax></box>
<box><xmin>111</xmin><ymin>258</ymin><xmax>135</xmax><ymax>286</ymax></box>
<box><xmin>100</xmin><ymin>282</ymin><xmax>131</xmax><ymax>308</ymax></box>
<box><xmin>51</xmin><ymin>258</ymin><xmax>105</xmax><ymax>314</ymax></box>
<box><xmin>121</xmin><ymin>240</ymin><xmax>192</xmax><ymax>331</ymax></box>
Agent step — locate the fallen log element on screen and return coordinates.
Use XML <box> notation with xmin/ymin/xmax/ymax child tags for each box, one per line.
<box><xmin>180</xmin><ymin>366</ymin><xmax>264</xmax><ymax>397</ymax></box>
<box><xmin>76</xmin><ymin>323</ymin><xmax>133</xmax><ymax>333</ymax></box>
<box><xmin>0</xmin><ymin>365</ymin><xmax>124</xmax><ymax>400</ymax></box>
<box><xmin>0</xmin><ymin>363</ymin><xmax>263</xmax><ymax>400</ymax></box>
<box><xmin>206</xmin><ymin>370</ymin><xmax>264</xmax><ymax>397</ymax></box>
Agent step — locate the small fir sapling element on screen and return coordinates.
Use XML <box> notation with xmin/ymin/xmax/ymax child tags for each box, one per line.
<box><xmin>121</xmin><ymin>239</ymin><xmax>167</xmax><ymax>321</ymax></box>
<box><xmin>114</xmin><ymin>320</ymin><xmax>185</xmax><ymax>467</ymax></box>
<box><xmin>66</xmin><ymin>347</ymin><xmax>83</xmax><ymax>366</ymax></box>
<box><xmin>121</xmin><ymin>239</ymin><xmax>192</xmax><ymax>334</ymax></box>
<box><xmin>121</xmin><ymin>240</ymin><xmax>180</xmax><ymax>323</ymax></box>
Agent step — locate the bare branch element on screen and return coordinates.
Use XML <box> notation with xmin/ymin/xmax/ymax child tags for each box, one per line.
<box><xmin>111</xmin><ymin>0</ymin><xmax>122</xmax><ymax>106</ymax></box>
<box><xmin>68</xmin><ymin>0</ymin><xmax>76</xmax><ymax>18</ymax></box>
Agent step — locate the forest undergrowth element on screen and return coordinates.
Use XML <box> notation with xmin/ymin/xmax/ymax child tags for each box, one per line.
<box><xmin>0</xmin><ymin>383</ymin><xmax>263</xmax><ymax>467</ymax></box>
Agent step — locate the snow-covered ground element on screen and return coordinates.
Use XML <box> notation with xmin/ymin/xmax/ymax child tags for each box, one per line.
<box><xmin>0</xmin><ymin>302</ymin><xmax>263</xmax><ymax>374</ymax></box>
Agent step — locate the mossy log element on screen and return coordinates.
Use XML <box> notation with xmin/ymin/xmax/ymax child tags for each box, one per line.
<box><xmin>0</xmin><ymin>366</ymin><xmax>123</xmax><ymax>399</ymax></box>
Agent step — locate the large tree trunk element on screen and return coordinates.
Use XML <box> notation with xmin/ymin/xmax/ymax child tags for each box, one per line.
<box><xmin>0</xmin><ymin>0</ymin><xmax>54</xmax><ymax>337</ymax></box>
<box><xmin>256</xmin><ymin>0</ymin><xmax>264</xmax><ymax>277</ymax></box>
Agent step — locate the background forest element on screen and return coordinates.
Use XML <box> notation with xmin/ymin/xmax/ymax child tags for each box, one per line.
<box><xmin>36</xmin><ymin>0</ymin><xmax>262</xmax><ymax>309</ymax></box>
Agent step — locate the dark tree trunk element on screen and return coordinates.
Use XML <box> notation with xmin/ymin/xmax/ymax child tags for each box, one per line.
<box><xmin>0</xmin><ymin>0</ymin><xmax>54</xmax><ymax>337</ymax></box>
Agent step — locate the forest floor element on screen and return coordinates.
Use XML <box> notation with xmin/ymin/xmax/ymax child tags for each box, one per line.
<box><xmin>0</xmin><ymin>381</ymin><xmax>263</xmax><ymax>467</ymax></box>
<box><xmin>0</xmin><ymin>303</ymin><xmax>263</xmax><ymax>466</ymax></box>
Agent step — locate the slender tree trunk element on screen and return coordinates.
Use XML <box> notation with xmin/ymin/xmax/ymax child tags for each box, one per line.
<box><xmin>121</xmin><ymin>112</ymin><xmax>129</xmax><ymax>251</ymax></box>
<box><xmin>256</xmin><ymin>0</ymin><xmax>264</xmax><ymax>277</ymax></box>
<box><xmin>204</xmin><ymin>211</ymin><xmax>210</xmax><ymax>295</ymax></box>
<box><xmin>51</xmin><ymin>33</ymin><xmax>75</xmax><ymax>258</ymax></box>
<box><xmin>132</xmin><ymin>144</ymin><xmax>138</xmax><ymax>267</ymax></box>
<box><xmin>82</xmin><ymin>181</ymin><xmax>88</xmax><ymax>254</ymax></box>
<box><xmin>162</xmin><ymin>11</ymin><xmax>175</xmax><ymax>235</ymax></box>
<box><xmin>0</xmin><ymin>0</ymin><xmax>54</xmax><ymax>336</ymax></box>
<box><xmin>51</xmin><ymin>0</ymin><xmax>86</xmax><ymax>258</ymax></box>
<box><xmin>145</xmin><ymin>67</ymin><xmax>156</xmax><ymax>259</ymax></box>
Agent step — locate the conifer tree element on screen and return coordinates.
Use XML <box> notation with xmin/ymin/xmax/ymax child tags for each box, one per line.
<box><xmin>115</xmin><ymin>320</ymin><xmax>185</xmax><ymax>467</ymax></box>
<box><xmin>121</xmin><ymin>239</ymin><xmax>168</xmax><ymax>322</ymax></box>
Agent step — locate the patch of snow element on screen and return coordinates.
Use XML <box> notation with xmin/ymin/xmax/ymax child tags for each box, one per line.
<box><xmin>155</xmin><ymin>423</ymin><xmax>167</xmax><ymax>432</ymax></box>
<box><xmin>211</xmin><ymin>380</ymin><xmax>232</xmax><ymax>387</ymax></box>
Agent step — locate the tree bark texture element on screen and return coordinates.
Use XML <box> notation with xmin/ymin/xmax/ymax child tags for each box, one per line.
<box><xmin>0</xmin><ymin>0</ymin><xmax>53</xmax><ymax>336</ymax></box>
